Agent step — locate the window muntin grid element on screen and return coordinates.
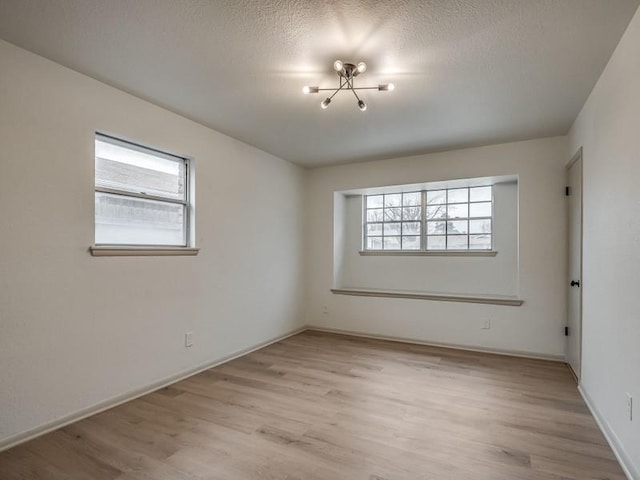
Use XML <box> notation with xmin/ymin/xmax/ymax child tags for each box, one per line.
<box><xmin>365</xmin><ymin>192</ymin><xmax>422</xmax><ymax>251</ymax></box>
<box><xmin>425</xmin><ymin>186</ymin><xmax>492</xmax><ymax>250</ymax></box>
<box><xmin>364</xmin><ymin>186</ymin><xmax>492</xmax><ymax>251</ymax></box>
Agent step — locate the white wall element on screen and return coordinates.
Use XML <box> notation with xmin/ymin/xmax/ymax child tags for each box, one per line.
<box><xmin>0</xmin><ymin>40</ymin><xmax>305</xmax><ymax>446</ymax></box>
<box><xmin>337</xmin><ymin>181</ymin><xmax>518</xmax><ymax>296</ymax></box>
<box><xmin>568</xmin><ymin>6</ymin><xmax>640</xmax><ymax>477</ymax></box>
<box><xmin>305</xmin><ymin>137</ymin><xmax>568</xmax><ymax>358</ymax></box>
<box><xmin>4</xmin><ymin>10</ymin><xmax>638</xmax><ymax>471</ymax></box>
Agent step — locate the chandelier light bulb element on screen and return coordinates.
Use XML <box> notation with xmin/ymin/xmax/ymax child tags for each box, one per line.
<box><xmin>358</xmin><ymin>100</ymin><xmax>367</xmax><ymax>111</ymax></box>
<box><xmin>357</xmin><ymin>62</ymin><xmax>367</xmax><ymax>73</ymax></box>
<box><xmin>321</xmin><ymin>97</ymin><xmax>331</xmax><ymax>109</ymax></box>
<box><xmin>302</xmin><ymin>86</ymin><xmax>319</xmax><ymax>94</ymax></box>
<box><xmin>333</xmin><ymin>60</ymin><xmax>344</xmax><ymax>72</ymax></box>
<box><xmin>378</xmin><ymin>83</ymin><xmax>395</xmax><ymax>91</ymax></box>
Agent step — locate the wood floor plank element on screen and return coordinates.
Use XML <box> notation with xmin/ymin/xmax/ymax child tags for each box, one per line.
<box><xmin>0</xmin><ymin>331</ymin><xmax>625</xmax><ymax>479</ymax></box>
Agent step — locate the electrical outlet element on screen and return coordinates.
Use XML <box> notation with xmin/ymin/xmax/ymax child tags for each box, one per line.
<box><xmin>626</xmin><ymin>393</ymin><xmax>633</xmax><ymax>421</ymax></box>
<box><xmin>185</xmin><ymin>331</ymin><xmax>194</xmax><ymax>348</ymax></box>
<box><xmin>481</xmin><ymin>319</ymin><xmax>491</xmax><ymax>330</ymax></box>
<box><xmin>322</xmin><ymin>305</ymin><xmax>329</xmax><ymax>315</ymax></box>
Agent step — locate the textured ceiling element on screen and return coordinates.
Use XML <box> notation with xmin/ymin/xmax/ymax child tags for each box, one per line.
<box><xmin>0</xmin><ymin>0</ymin><xmax>638</xmax><ymax>167</ymax></box>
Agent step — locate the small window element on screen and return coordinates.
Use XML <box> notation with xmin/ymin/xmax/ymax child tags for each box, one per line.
<box><xmin>94</xmin><ymin>134</ymin><xmax>190</xmax><ymax>247</ymax></box>
<box><xmin>364</xmin><ymin>186</ymin><xmax>492</xmax><ymax>251</ymax></box>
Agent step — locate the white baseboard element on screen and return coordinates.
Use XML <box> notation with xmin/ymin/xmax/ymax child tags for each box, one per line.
<box><xmin>0</xmin><ymin>326</ymin><xmax>307</xmax><ymax>453</ymax></box>
<box><xmin>306</xmin><ymin>326</ymin><xmax>566</xmax><ymax>362</ymax></box>
<box><xmin>578</xmin><ymin>384</ymin><xmax>638</xmax><ymax>480</ymax></box>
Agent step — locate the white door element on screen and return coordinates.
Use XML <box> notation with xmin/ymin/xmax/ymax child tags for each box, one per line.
<box><xmin>566</xmin><ymin>150</ymin><xmax>583</xmax><ymax>380</ymax></box>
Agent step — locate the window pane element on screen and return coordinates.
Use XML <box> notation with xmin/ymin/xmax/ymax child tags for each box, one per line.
<box><xmin>95</xmin><ymin>192</ymin><xmax>185</xmax><ymax>246</ymax></box>
<box><xmin>470</xmin><ymin>234</ymin><xmax>492</xmax><ymax>249</ymax></box>
<box><xmin>402</xmin><ymin>222</ymin><xmax>421</xmax><ymax>235</ymax></box>
<box><xmin>95</xmin><ymin>138</ymin><xmax>185</xmax><ymax>201</ymax></box>
<box><xmin>427</xmin><ymin>221</ymin><xmax>446</xmax><ymax>234</ymax></box>
<box><xmin>447</xmin><ymin>188</ymin><xmax>468</xmax><ymax>203</ymax></box>
<box><xmin>367</xmin><ymin>208</ymin><xmax>384</xmax><ymax>222</ymax></box>
<box><xmin>447</xmin><ymin>204</ymin><xmax>468</xmax><ymax>219</ymax></box>
<box><xmin>402</xmin><ymin>236</ymin><xmax>421</xmax><ymax>250</ymax></box>
<box><xmin>367</xmin><ymin>237</ymin><xmax>382</xmax><ymax>250</ymax></box>
<box><xmin>383</xmin><ymin>236</ymin><xmax>401</xmax><ymax>250</ymax></box>
<box><xmin>470</xmin><ymin>186</ymin><xmax>492</xmax><ymax>202</ymax></box>
<box><xmin>426</xmin><ymin>235</ymin><xmax>446</xmax><ymax>250</ymax></box>
<box><xmin>447</xmin><ymin>235</ymin><xmax>469</xmax><ymax>250</ymax></box>
<box><xmin>402</xmin><ymin>192</ymin><xmax>421</xmax><ymax>206</ymax></box>
<box><xmin>402</xmin><ymin>206</ymin><xmax>422</xmax><ymax>221</ymax></box>
<box><xmin>384</xmin><ymin>207</ymin><xmax>403</xmax><ymax>221</ymax></box>
<box><xmin>426</xmin><ymin>190</ymin><xmax>446</xmax><ymax>205</ymax></box>
<box><xmin>384</xmin><ymin>194</ymin><xmax>402</xmax><ymax>207</ymax></box>
<box><xmin>367</xmin><ymin>195</ymin><xmax>383</xmax><ymax>208</ymax></box>
<box><xmin>426</xmin><ymin>205</ymin><xmax>447</xmax><ymax>219</ymax></box>
<box><xmin>470</xmin><ymin>202</ymin><xmax>492</xmax><ymax>218</ymax></box>
<box><xmin>447</xmin><ymin>220</ymin><xmax>469</xmax><ymax>234</ymax></box>
<box><xmin>469</xmin><ymin>219</ymin><xmax>491</xmax><ymax>234</ymax></box>
<box><xmin>367</xmin><ymin>223</ymin><xmax>382</xmax><ymax>236</ymax></box>
<box><xmin>383</xmin><ymin>222</ymin><xmax>401</xmax><ymax>236</ymax></box>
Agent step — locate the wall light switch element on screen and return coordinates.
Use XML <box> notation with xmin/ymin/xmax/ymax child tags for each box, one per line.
<box><xmin>185</xmin><ymin>331</ymin><xmax>194</xmax><ymax>348</ymax></box>
<box><xmin>626</xmin><ymin>393</ymin><xmax>633</xmax><ymax>421</ymax></box>
<box><xmin>482</xmin><ymin>319</ymin><xmax>491</xmax><ymax>330</ymax></box>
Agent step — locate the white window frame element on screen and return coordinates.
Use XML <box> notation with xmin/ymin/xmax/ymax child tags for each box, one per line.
<box><xmin>91</xmin><ymin>133</ymin><xmax>197</xmax><ymax>256</ymax></box>
<box><xmin>363</xmin><ymin>186</ymin><xmax>494</xmax><ymax>253</ymax></box>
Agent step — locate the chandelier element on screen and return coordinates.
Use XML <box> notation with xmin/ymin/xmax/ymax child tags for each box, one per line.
<box><xmin>303</xmin><ymin>60</ymin><xmax>394</xmax><ymax>111</ymax></box>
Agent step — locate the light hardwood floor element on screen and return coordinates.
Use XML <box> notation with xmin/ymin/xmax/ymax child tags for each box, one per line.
<box><xmin>0</xmin><ymin>331</ymin><xmax>625</xmax><ymax>480</ymax></box>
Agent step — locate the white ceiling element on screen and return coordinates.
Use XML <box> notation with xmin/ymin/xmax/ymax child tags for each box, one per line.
<box><xmin>0</xmin><ymin>1</ymin><xmax>638</xmax><ymax>167</ymax></box>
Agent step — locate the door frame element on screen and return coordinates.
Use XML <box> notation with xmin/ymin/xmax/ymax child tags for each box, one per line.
<box><xmin>566</xmin><ymin>147</ymin><xmax>583</xmax><ymax>381</ymax></box>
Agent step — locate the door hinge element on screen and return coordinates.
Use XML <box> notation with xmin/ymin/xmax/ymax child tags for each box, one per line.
<box><xmin>565</xmin><ymin>186</ymin><xmax>571</xmax><ymax>196</ymax></box>
<box><xmin>565</xmin><ymin>326</ymin><xmax>569</xmax><ymax>336</ymax></box>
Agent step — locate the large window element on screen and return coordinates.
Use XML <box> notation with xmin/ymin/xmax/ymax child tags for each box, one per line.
<box><xmin>364</xmin><ymin>186</ymin><xmax>492</xmax><ymax>251</ymax></box>
<box><xmin>94</xmin><ymin>134</ymin><xmax>190</xmax><ymax>247</ymax></box>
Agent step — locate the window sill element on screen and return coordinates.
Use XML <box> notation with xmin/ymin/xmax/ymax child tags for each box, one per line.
<box><xmin>90</xmin><ymin>246</ymin><xmax>199</xmax><ymax>257</ymax></box>
<box><xmin>359</xmin><ymin>250</ymin><xmax>497</xmax><ymax>257</ymax></box>
<box><xmin>331</xmin><ymin>288</ymin><xmax>523</xmax><ymax>306</ymax></box>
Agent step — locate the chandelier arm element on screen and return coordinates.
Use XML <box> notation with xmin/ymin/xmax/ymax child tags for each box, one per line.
<box><xmin>348</xmin><ymin>77</ymin><xmax>362</xmax><ymax>102</ymax></box>
<box><xmin>326</xmin><ymin>88</ymin><xmax>342</xmax><ymax>101</ymax></box>
<box><xmin>317</xmin><ymin>78</ymin><xmax>350</xmax><ymax>92</ymax></box>
<box><xmin>325</xmin><ymin>77</ymin><xmax>350</xmax><ymax>100</ymax></box>
<box><xmin>315</xmin><ymin>85</ymin><xmax>381</xmax><ymax>91</ymax></box>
